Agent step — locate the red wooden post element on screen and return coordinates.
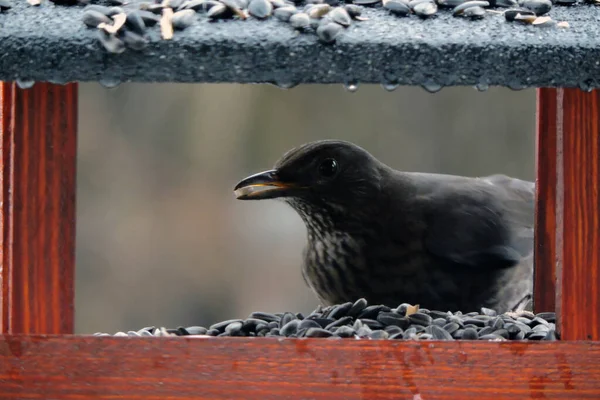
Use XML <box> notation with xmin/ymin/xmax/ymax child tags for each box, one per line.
<box><xmin>0</xmin><ymin>82</ymin><xmax>78</xmax><ymax>334</ymax></box>
<box><xmin>537</xmin><ymin>88</ymin><xmax>600</xmax><ymax>340</ymax></box>
<box><xmin>534</xmin><ymin>88</ymin><xmax>558</xmax><ymax>314</ymax></box>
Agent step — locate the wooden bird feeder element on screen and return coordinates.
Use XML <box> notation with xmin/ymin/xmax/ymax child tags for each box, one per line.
<box><xmin>1</xmin><ymin>0</ymin><xmax>600</xmax><ymax>398</ymax></box>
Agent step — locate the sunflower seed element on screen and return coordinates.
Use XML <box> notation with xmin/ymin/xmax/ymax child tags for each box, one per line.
<box><xmin>307</xmin><ymin>3</ymin><xmax>331</xmax><ymax>17</ymax></box>
<box><xmin>186</xmin><ymin>326</ymin><xmax>208</xmax><ymax>335</ymax></box>
<box><xmin>336</xmin><ymin>325</ymin><xmax>356</xmax><ymax>337</ymax></box>
<box><xmin>225</xmin><ymin>321</ymin><xmax>243</xmax><ymax>335</ymax></box>
<box><xmin>527</xmin><ymin>331</ymin><xmax>548</xmax><ymax>340</ymax></box>
<box><xmin>533</xmin><ymin>15</ymin><xmax>556</xmax><ymax>26</ymax></box>
<box><xmin>269</xmin><ymin>0</ymin><xmax>289</xmax><ymax>6</ymax></box>
<box><xmin>403</xmin><ymin>327</ymin><xmax>418</xmax><ymax>339</ymax></box>
<box><xmin>289</xmin><ymin>10</ymin><xmax>311</xmax><ymax>27</ymax></box>
<box><xmin>323</xmin><ymin>316</ymin><xmax>351</xmax><ymax>330</ymax></box>
<box><xmin>122</xmin><ymin>30</ymin><xmax>148</xmax><ymax>50</ymax></box>
<box><xmin>249</xmin><ymin>312</ymin><xmax>278</xmax><ymax>322</ymax></box>
<box><xmin>443</xmin><ymin>322</ymin><xmax>460</xmax><ymax>334</ymax></box>
<box><xmin>328</xmin><ymin>6</ymin><xmax>351</xmax><ymax>25</ymax></box>
<box><xmin>427</xmin><ymin>325</ymin><xmax>454</xmax><ymax>340</ymax></box>
<box><xmin>452</xmin><ymin>0</ymin><xmax>488</xmax><ymax>14</ymax></box>
<box><xmin>413</xmin><ymin>1</ymin><xmax>437</xmax><ymax>17</ymax></box>
<box><xmin>97</xmin><ymin>30</ymin><xmax>126</xmax><ymax>53</ymax></box>
<box><xmin>462</xmin><ymin>327</ymin><xmax>479</xmax><ymax>340</ymax></box>
<box><xmin>199</xmin><ymin>0</ymin><xmax>222</xmax><ymax>10</ymax></box>
<box><xmin>180</xmin><ymin>0</ymin><xmax>206</xmax><ymax>9</ymax></box>
<box><xmin>98</xmin><ymin>12</ymin><xmax>127</xmax><ymax>34</ymax></box>
<box><xmin>210</xmin><ymin>319</ymin><xmax>243</xmax><ymax>332</ymax></box>
<box><xmin>479</xmin><ymin>334</ymin><xmax>506</xmax><ymax>341</ymax></box>
<box><xmin>83</xmin><ymin>10</ymin><xmax>113</xmax><ymax>27</ymax></box>
<box><xmin>207</xmin><ymin>2</ymin><xmax>231</xmax><ymax>18</ymax></box>
<box><xmin>384</xmin><ymin>325</ymin><xmax>403</xmax><ymax>335</ymax></box>
<box><xmin>432</xmin><ymin>311</ymin><xmax>451</xmax><ymax>320</ymax></box>
<box><xmin>352</xmin><ymin>0</ymin><xmax>381</xmax><ymax>5</ymax></box>
<box><xmin>123</xmin><ymin>11</ymin><xmax>145</xmax><ymax>34</ymax></box>
<box><xmin>274</xmin><ymin>5</ymin><xmax>298</xmax><ymax>20</ymax></box>
<box><xmin>448</xmin><ymin>316</ymin><xmax>465</xmax><ymax>327</ymax></box>
<box><xmin>377</xmin><ymin>312</ymin><xmax>411</xmax><ymax>329</ymax></box>
<box><xmin>369</xmin><ymin>330</ymin><xmax>389</xmax><ymax>339</ymax></box>
<box><xmin>545</xmin><ymin>330</ymin><xmax>558</xmax><ymax>340</ymax></box>
<box><xmin>463</xmin><ymin>318</ymin><xmax>486</xmax><ymax>327</ymax></box>
<box><xmin>504</xmin><ymin>8</ymin><xmax>534</xmax><ymax>21</ymax></box>
<box><xmin>532</xmin><ymin>324</ymin><xmax>550</xmax><ymax>333</ymax></box>
<box><xmin>490</xmin><ymin>0</ymin><xmax>517</xmax><ymax>6</ymax></box>
<box><xmin>145</xmin><ymin>3</ymin><xmax>166</xmax><ymax>13</ymax></box>
<box><xmin>478</xmin><ymin>326</ymin><xmax>495</xmax><ymax>336</ymax></box>
<box><xmin>462</xmin><ymin>5</ymin><xmax>485</xmax><ymax>18</ymax></box>
<box><xmin>353</xmin><ymin>324</ymin><xmax>370</xmax><ymax>336</ymax></box>
<box><xmin>408</xmin><ymin>312</ymin><xmax>433</xmax><ymax>326</ymax></box>
<box><xmin>280</xmin><ymin>319</ymin><xmax>300</xmax><ymax>336</ymax></box>
<box><xmin>519</xmin><ymin>0</ymin><xmax>551</xmax><ymax>14</ymax></box>
<box><xmin>307</xmin><ymin>317</ymin><xmax>333</xmax><ymax>328</ymax></box>
<box><xmin>389</xmin><ymin>331</ymin><xmax>404</xmax><ymax>339</ymax></box>
<box><xmin>298</xmin><ymin>319</ymin><xmax>320</xmax><ymax>331</ymax></box>
<box><xmin>384</xmin><ymin>0</ymin><xmax>411</xmax><ymax>15</ymax></box>
<box><xmin>535</xmin><ymin>312</ymin><xmax>556</xmax><ymax>322</ymax></box>
<box><xmin>306</xmin><ymin>327</ymin><xmax>333</xmax><ymax>337</ymax></box>
<box><xmin>248</xmin><ymin>0</ymin><xmax>273</xmax><ymax>17</ymax></box>
<box><xmin>359</xmin><ymin>305</ymin><xmax>391</xmax><ymax>319</ymax></box>
<box><xmin>105</xmin><ymin>6</ymin><xmax>125</xmax><ymax>16</ymax></box>
<box><xmin>221</xmin><ymin>0</ymin><xmax>248</xmax><ymax>17</ymax></box>
<box><xmin>171</xmin><ymin>9</ymin><xmax>197</xmax><ymax>28</ymax></box>
<box><xmin>493</xmin><ymin>329</ymin><xmax>510</xmax><ymax>339</ymax></box>
<box><xmin>160</xmin><ymin>7</ymin><xmax>174</xmax><ymax>38</ymax></box>
<box><xmin>360</xmin><ymin>318</ymin><xmax>384</xmax><ymax>330</ymax></box>
<box><xmin>491</xmin><ymin>317</ymin><xmax>504</xmax><ymax>330</ymax></box>
<box><xmin>278</xmin><ymin>312</ymin><xmax>294</xmax><ymax>327</ymax></box>
<box><xmin>436</xmin><ymin>0</ymin><xmax>467</xmax><ymax>6</ymax></box>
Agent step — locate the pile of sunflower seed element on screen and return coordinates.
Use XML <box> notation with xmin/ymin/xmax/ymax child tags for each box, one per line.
<box><xmin>94</xmin><ymin>298</ymin><xmax>560</xmax><ymax>340</ymax></box>
<box><xmin>16</xmin><ymin>0</ymin><xmax>586</xmax><ymax>53</ymax></box>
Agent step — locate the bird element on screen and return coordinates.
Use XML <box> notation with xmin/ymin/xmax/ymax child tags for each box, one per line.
<box><xmin>233</xmin><ymin>140</ymin><xmax>534</xmax><ymax>314</ymax></box>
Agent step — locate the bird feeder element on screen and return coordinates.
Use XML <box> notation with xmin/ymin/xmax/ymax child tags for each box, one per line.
<box><xmin>1</xmin><ymin>0</ymin><xmax>599</xmax><ymax>398</ymax></box>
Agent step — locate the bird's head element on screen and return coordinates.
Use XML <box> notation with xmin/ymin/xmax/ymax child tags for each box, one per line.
<box><xmin>234</xmin><ymin>140</ymin><xmax>386</xmax><ymax>219</ymax></box>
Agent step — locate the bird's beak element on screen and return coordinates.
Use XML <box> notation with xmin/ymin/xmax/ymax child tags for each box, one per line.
<box><xmin>234</xmin><ymin>169</ymin><xmax>297</xmax><ymax>200</ymax></box>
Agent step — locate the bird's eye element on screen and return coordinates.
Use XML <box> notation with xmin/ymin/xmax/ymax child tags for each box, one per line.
<box><xmin>318</xmin><ymin>158</ymin><xmax>339</xmax><ymax>178</ymax></box>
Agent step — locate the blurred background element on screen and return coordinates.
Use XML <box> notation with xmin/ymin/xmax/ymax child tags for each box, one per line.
<box><xmin>75</xmin><ymin>84</ymin><xmax>535</xmax><ymax>334</ymax></box>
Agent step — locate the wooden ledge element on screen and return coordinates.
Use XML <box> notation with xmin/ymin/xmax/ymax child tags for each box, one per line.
<box><xmin>1</xmin><ymin>335</ymin><xmax>599</xmax><ymax>399</ymax></box>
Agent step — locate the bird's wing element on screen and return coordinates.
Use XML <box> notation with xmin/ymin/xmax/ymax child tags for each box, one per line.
<box><xmin>423</xmin><ymin>175</ymin><xmax>535</xmax><ymax>269</ymax></box>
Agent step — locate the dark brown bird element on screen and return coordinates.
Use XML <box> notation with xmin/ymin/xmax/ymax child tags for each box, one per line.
<box><xmin>234</xmin><ymin>140</ymin><xmax>534</xmax><ymax>313</ymax></box>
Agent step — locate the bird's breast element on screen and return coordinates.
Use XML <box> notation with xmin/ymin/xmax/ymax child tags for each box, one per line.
<box><xmin>302</xmin><ymin>231</ymin><xmax>367</xmax><ymax>304</ymax></box>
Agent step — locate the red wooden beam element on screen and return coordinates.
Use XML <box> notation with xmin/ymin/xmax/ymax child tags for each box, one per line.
<box><xmin>537</xmin><ymin>88</ymin><xmax>600</xmax><ymax>340</ymax></box>
<box><xmin>554</xmin><ymin>89</ymin><xmax>600</xmax><ymax>341</ymax></box>
<box><xmin>534</xmin><ymin>88</ymin><xmax>557</xmax><ymax>314</ymax></box>
<box><xmin>0</xmin><ymin>82</ymin><xmax>78</xmax><ymax>334</ymax></box>
<box><xmin>1</xmin><ymin>336</ymin><xmax>600</xmax><ymax>399</ymax></box>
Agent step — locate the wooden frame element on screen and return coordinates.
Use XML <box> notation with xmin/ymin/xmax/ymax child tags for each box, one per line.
<box><xmin>0</xmin><ymin>84</ymin><xmax>599</xmax><ymax>399</ymax></box>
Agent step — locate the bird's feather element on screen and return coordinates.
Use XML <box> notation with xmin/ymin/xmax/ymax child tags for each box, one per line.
<box><xmin>421</xmin><ymin>174</ymin><xmax>535</xmax><ymax>270</ymax></box>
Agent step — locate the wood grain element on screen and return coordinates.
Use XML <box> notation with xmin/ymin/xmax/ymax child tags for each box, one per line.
<box><xmin>555</xmin><ymin>88</ymin><xmax>600</xmax><ymax>341</ymax></box>
<box><xmin>0</xmin><ymin>336</ymin><xmax>599</xmax><ymax>399</ymax></box>
<box><xmin>0</xmin><ymin>82</ymin><xmax>78</xmax><ymax>334</ymax></box>
<box><xmin>534</xmin><ymin>88</ymin><xmax>558</xmax><ymax>313</ymax></box>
